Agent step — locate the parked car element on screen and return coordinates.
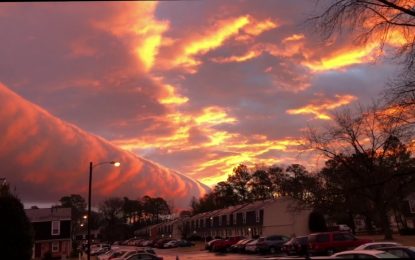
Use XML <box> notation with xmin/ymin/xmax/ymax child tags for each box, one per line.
<box><xmin>91</xmin><ymin>244</ymin><xmax>111</xmax><ymax>256</ymax></box>
<box><xmin>141</xmin><ymin>240</ymin><xmax>153</xmax><ymax>247</ymax></box>
<box><xmin>281</xmin><ymin>236</ymin><xmax>308</xmax><ymax>256</ymax></box>
<box><xmin>176</xmin><ymin>239</ymin><xmax>194</xmax><ymax>247</ymax></box>
<box><xmin>332</xmin><ymin>249</ymin><xmax>399</xmax><ymax>258</ymax></box>
<box><xmin>154</xmin><ymin>238</ymin><xmax>172</xmax><ymax>248</ymax></box>
<box><xmin>336</xmin><ymin>224</ymin><xmax>351</xmax><ymax>232</ymax></box>
<box><xmin>98</xmin><ymin>247</ymin><xmax>156</xmax><ymax>260</ymax></box>
<box><xmin>229</xmin><ymin>238</ymin><xmax>254</xmax><ymax>253</ymax></box>
<box><xmin>250</xmin><ymin>235</ymin><xmax>290</xmax><ymax>254</ymax></box>
<box><xmin>205</xmin><ymin>239</ymin><xmax>221</xmax><ymax>251</ymax></box>
<box><xmin>163</xmin><ymin>240</ymin><xmax>179</xmax><ymax>248</ymax></box>
<box><xmin>126</xmin><ymin>253</ymin><xmax>163</xmax><ymax>260</ymax></box>
<box><xmin>102</xmin><ymin>249</ymin><xmax>138</xmax><ymax>260</ymax></box>
<box><xmin>308</xmin><ymin>231</ymin><xmax>372</xmax><ymax>256</ymax></box>
<box><xmin>379</xmin><ymin>246</ymin><xmax>415</xmax><ymax>258</ymax></box>
<box><xmin>210</xmin><ymin>236</ymin><xmax>244</xmax><ymax>252</ymax></box>
<box><xmin>245</xmin><ymin>239</ymin><xmax>260</xmax><ymax>253</ymax></box>
<box><xmin>354</xmin><ymin>241</ymin><xmax>401</xmax><ymax>250</ymax></box>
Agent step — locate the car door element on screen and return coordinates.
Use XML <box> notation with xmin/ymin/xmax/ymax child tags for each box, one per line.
<box><xmin>333</xmin><ymin>232</ymin><xmax>355</xmax><ymax>250</ymax></box>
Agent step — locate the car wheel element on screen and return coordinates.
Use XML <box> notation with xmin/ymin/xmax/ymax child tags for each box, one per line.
<box><xmin>270</xmin><ymin>247</ymin><xmax>276</xmax><ymax>254</ymax></box>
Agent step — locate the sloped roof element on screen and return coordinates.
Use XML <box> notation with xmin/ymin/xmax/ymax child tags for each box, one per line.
<box><xmin>25</xmin><ymin>207</ymin><xmax>71</xmax><ymax>222</ymax></box>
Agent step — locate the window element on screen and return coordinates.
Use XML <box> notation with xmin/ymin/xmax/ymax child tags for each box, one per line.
<box><xmin>233</xmin><ymin>213</ymin><xmax>237</xmax><ymax>225</ymax></box>
<box><xmin>242</xmin><ymin>212</ymin><xmax>246</xmax><ymax>224</ymax></box>
<box><xmin>51</xmin><ymin>221</ymin><xmax>60</xmax><ymax>236</ymax></box>
<box><xmin>385</xmin><ymin>249</ymin><xmax>409</xmax><ymax>258</ymax></box>
<box><xmin>219</xmin><ymin>215</ymin><xmax>222</xmax><ymax>226</ymax></box>
<box><xmin>226</xmin><ymin>215</ymin><xmax>230</xmax><ymax>225</ymax></box>
<box><xmin>52</xmin><ymin>242</ymin><xmax>59</xmax><ymax>252</ymax></box>
<box><xmin>334</xmin><ymin>254</ymin><xmax>355</xmax><ymax>259</ymax></box>
<box><xmin>315</xmin><ymin>234</ymin><xmax>329</xmax><ymax>242</ymax></box>
<box><xmin>255</xmin><ymin>210</ymin><xmax>260</xmax><ymax>223</ymax></box>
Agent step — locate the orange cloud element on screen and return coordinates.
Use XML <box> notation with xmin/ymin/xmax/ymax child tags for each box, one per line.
<box><xmin>158</xmin><ymin>84</ymin><xmax>189</xmax><ymax>105</ymax></box>
<box><xmin>113</xmin><ymin>106</ymin><xmax>238</xmax><ymax>152</ymax></box>
<box><xmin>287</xmin><ymin>94</ymin><xmax>357</xmax><ymax>120</ymax></box>
<box><xmin>171</xmin><ymin>15</ymin><xmax>250</xmax><ymax>72</ymax></box>
<box><xmin>195</xmin><ymin>106</ymin><xmax>237</xmax><ymax>125</ymax></box>
<box><xmin>303</xmin><ymin>17</ymin><xmax>411</xmax><ymax>73</ymax></box>
<box><xmin>212</xmin><ymin>33</ymin><xmax>306</xmax><ymax>64</ymax></box>
<box><xmin>211</xmin><ymin>49</ymin><xmax>262</xmax><ymax>63</ymax></box>
<box><xmin>243</xmin><ymin>18</ymin><xmax>278</xmax><ymax>36</ymax></box>
<box><xmin>283</xmin><ymin>34</ymin><xmax>304</xmax><ymax>43</ymax></box>
<box><xmin>93</xmin><ymin>2</ymin><xmax>169</xmax><ymax>71</ymax></box>
<box><xmin>194</xmin><ymin>137</ymin><xmax>304</xmax><ymax>186</ymax></box>
<box><xmin>303</xmin><ymin>43</ymin><xmax>380</xmax><ymax>72</ymax></box>
<box><xmin>0</xmin><ymin>83</ymin><xmax>208</xmax><ymax>207</ymax></box>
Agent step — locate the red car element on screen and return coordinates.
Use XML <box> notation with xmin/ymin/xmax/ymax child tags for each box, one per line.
<box><xmin>211</xmin><ymin>236</ymin><xmax>244</xmax><ymax>252</ymax></box>
<box><xmin>308</xmin><ymin>231</ymin><xmax>372</xmax><ymax>256</ymax></box>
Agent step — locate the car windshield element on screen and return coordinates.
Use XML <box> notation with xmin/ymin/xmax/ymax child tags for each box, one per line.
<box><xmin>285</xmin><ymin>238</ymin><xmax>295</xmax><ymax>244</ymax></box>
<box><xmin>376</xmin><ymin>252</ymin><xmax>400</xmax><ymax>258</ymax></box>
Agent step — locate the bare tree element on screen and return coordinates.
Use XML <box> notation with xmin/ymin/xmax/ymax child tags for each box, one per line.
<box><xmin>305</xmin><ymin>103</ymin><xmax>415</xmax><ymax>239</ymax></box>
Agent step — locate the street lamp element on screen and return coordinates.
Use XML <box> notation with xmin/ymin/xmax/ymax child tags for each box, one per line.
<box><xmin>87</xmin><ymin>161</ymin><xmax>120</xmax><ymax>260</ymax></box>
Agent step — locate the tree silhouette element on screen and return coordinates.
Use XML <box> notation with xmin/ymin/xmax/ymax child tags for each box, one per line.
<box><xmin>0</xmin><ymin>193</ymin><xmax>34</xmax><ymax>260</ymax></box>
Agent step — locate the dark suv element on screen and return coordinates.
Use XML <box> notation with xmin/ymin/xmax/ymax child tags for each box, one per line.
<box><xmin>308</xmin><ymin>231</ymin><xmax>372</xmax><ymax>256</ymax></box>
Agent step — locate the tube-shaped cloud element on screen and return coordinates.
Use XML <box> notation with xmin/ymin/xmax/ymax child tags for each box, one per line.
<box><xmin>0</xmin><ymin>83</ymin><xmax>209</xmax><ymax>208</ymax></box>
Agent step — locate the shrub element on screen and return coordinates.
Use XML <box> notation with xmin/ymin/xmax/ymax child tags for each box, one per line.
<box><xmin>308</xmin><ymin>210</ymin><xmax>328</xmax><ymax>233</ymax></box>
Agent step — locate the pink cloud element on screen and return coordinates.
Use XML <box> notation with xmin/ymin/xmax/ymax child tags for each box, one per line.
<box><xmin>0</xmin><ymin>83</ymin><xmax>208</xmax><ymax>208</ymax></box>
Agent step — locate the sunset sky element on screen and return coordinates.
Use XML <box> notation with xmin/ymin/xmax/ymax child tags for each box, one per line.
<box><xmin>0</xmin><ymin>1</ymin><xmax>405</xmax><ymax>208</ymax></box>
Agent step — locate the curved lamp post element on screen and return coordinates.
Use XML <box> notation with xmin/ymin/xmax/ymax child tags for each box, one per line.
<box><xmin>87</xmin><ymin>161</ymin><xmax>120</xmax><ymax>260</ymax></box>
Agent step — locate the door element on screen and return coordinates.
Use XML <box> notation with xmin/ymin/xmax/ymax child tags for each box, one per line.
<box><xmin>35</xmin><ymin>243</ymin><xmax>41</xmax><ymax>258</ymax></box>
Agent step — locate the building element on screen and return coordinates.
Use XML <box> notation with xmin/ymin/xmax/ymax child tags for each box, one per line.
<box><xmin>25</xmin><ymin>207</ymin><xmax>72</xmax><ymax>259</ymax></box>
<box><xmin>143</xmin><ymin>197</ymin><xmax>311</xmax><ymax>240</ymax></box>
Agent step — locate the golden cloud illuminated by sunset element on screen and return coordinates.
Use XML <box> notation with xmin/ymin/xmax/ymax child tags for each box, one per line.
<box><xmin>303</xmin><ymin>44</ymin><xmax>380</xmax><ymax>72</ymax></box>
<box><xmin>93</xmin><ymin>2</ymin><xmax>169</xmax><ymax>71</ymax></box>
<box><xmin>158</xmin><ymin>84</ymin><xmax>189</xmax><ymax>105</ymax></box>
<box><xmin>287</xmin><ymin>94</ymin><xmax>357</xmax><ymax>120</ymax></box>
<box><xmin>243</xmin><ymin>18</ymin><xmax>278</xmax><ymax>36</ymax></box>
<box><xmin>172</xmin><ymin>15</ymin><xmax>250</xmax><ymax>71</ymax></box>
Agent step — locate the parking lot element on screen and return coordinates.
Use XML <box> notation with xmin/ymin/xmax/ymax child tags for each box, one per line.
<box><xmin>156</xmin><ymin>248</ymin><xmax>282</xmax><ymax>260</ymax></box>
<box><xmin>76</xmin><ymin>235</ymin><xmax>415</xmax><ymax>260</ymax></box>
